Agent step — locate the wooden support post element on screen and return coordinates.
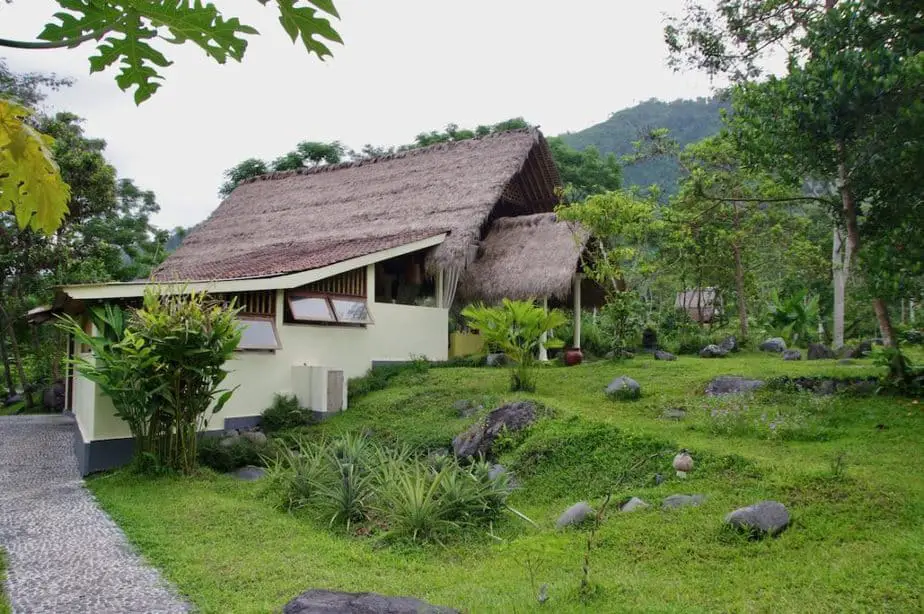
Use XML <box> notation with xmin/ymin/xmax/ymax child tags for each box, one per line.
<box><xmin>436</xmin><ymin>269</ymin><xmax>445</xmax><ymax>309</ymax></box>
<box><xmin>573</xmin><ymin>273</ymin><xmax>582</xmax><ymax>349</ymax></box>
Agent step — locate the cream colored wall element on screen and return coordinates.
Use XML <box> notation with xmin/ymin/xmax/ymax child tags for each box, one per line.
<box><xmin>78</xmin><ymin>263</ymin><xmax>450</xmax><ymax>441</ymax></box>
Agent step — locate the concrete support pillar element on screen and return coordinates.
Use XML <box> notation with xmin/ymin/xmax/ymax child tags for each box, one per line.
<box><xmin>539</xmin><ymin>297</ymin><xmax>549</xmax><ymax>362</ymax></box>
<box><xmin>573</xmin><ymin>274</ymin><xmax>582</xmax><ymax>349</ymax></box>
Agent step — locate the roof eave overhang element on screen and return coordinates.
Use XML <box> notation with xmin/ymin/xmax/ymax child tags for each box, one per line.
<box><xmin>60</xmin><ymin>233</ymin><xmax>448</xmax><ymax>301</ymax></box>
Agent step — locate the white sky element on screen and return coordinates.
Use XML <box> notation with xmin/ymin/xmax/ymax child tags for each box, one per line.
<box><xmin>0</xmin><ymin>1</ymin><xmax>714</xmax><ymax>229</ymax></box>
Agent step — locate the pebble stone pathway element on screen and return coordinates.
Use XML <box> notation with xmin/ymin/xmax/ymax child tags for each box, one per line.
<box><xmin>0</xmin><ymin>414</ymin><xmax>189</xmax><ymax>613</ymax></box>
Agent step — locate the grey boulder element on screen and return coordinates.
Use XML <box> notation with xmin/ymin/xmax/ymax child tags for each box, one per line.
<box><xmin>662</xmin><ymin>494</ymin><xmax>706</xmax><ymax>510</ymax></box>
<box><xmin>782</xmin><ymin>349</ymin><xmax>802</xmax><ymax>361</ymax></box>
<box><xmin>699</xmin><ymin>345</ymin><xmax>727</xmax><ymax>358</ymax></box>
<box><xmin>807</xmin><ymin>343</ymin><xmax>835</xmax><ymax>360</ymax></box>
<box><xmin>719</xmin><ymin>335</ymin><xmax>738</xmax><ymax>353</ymax></box>
<box><xmin>705</xmin><ymin>376</ymin><xmax>765</xmax><ymax>396</ymax></box>
<box><xmin>556</xmin><ymin>501</ymin><xmax>595</xmax><ymax>528</ymax></box>
<box><xmin>241</xmin><ymin>430</ymin><xmax>268</xmax><ymax>445</ymax></box>
<box><xmin>620</xmin><ymin>497</ymin><xmax>650</xmax><ymax>512</ymax></box>
<box><xmin>283</xmin><ymin>589</ymin><xmax>459</xmax><ymax>614</ymax></box>
<box><xmin>654</xmin><ymin>350</ymin><xmax>677</xmax><ymax>361</ymax></box>
<box><xmin>605</xmin><ymin>376</ymin><xmax>641</xmax><ymax>400</ymax></box>
<box><xmin>662</xmin><ymin>407</ymin><xmax>687</xmax><ymax>420</ymax></box>
<box><xmin>452</xmin><ymin>401</ymin><xmax>538</xmax><ymax>459</ymax></box>
<box><xmin>725</xmin><ymin>500</ymin><xmax>790</xmax><ymax>537</ymax></box>
<box><xmin>759</xmin><ymin>337</ymin><xmax>787</xmax><ymax>353</ymax></box>
<box><xmin>230</xmin><ymin>466</ymin><xmax>266</xmax><ymax>481</ymax></box>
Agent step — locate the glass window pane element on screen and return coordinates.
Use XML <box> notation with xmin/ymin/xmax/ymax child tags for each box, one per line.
<box><xmin>289</xmin><ymin>296</ymin><xmax>334</xmax><ymax>321</ymax></box>
<box><xmin>238</xmin><ymin>319</ymin><xmax>280</xmax><ymax>350</ymax></box>
<box><xmin>331</xmin><ymin>298</ymin><xmax>371</xmax><ymax>323</ymax></box>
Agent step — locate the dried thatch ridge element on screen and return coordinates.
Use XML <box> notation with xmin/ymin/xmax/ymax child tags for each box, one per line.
<box><xmin>154</xmin><ymin>128</ymin><xmax>561</xmax><ymax>282</ymax></box>
<box><xmin>458</xmin><ymin>213</ymin><xmax>588</xmax><ymax>303</ymax></box>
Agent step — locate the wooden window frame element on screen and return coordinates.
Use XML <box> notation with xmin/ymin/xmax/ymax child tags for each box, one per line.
<box><xmin>237</xmin><ymin>315</ymin><xmax>282</xmax><ymax>351</ymax></box>
<box><xmin>286</xmin><ymin>291</ymin><xmax>373</xmax><ymax>326</ymax></box>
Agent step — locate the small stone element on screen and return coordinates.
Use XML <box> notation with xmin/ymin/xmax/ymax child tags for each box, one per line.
<box><xmin>662</xmin><ymin>494</ymin><xmax>706</xmax><ymax>510</ymax></box>
<box><xmin>654</xmin><ymin>473</ymin><xmax>665</xmax><ymax>485</ymax></box>
<box><xmin>719</xmin><ymin>335</ymin><xmax>738</xmax><ymax>353</ymax></box>
<box><xmin>556</xmin><ymin>501</ymin><xmax>595</xmax><ymax>528</ymax></box>
<box><xmin>782</xmin><ymin>349</ymin><xmax>802</xmax><ymax>361</ymax></box>
<box><xmin>241</xmin><ymin>431</ymin><xmax>268</xmax><ymax>445</ymax></box>
<box><xmin>486</xmin><ymin>353</ymin><xmax>507</xmax><ymax>367</ymax></box>
<box><xmin>605</xmin><ymin>376</ymin><xmax>641</xmax><ymax>400</ymax></box>
<box><xmin>662</xmin><ymin>407</ymin><xmax>686</xmax><ymax>420</ymax></box>
<box><xmin>807</xmin><ymin>343</ymin><xmax>836</xmax><ymax>360</ymax></box>
<box><xmin>699</xmin><ymin>344</ymin><xmax>727</xmax><ymax>358</ymax></box>
<box><xmin>759</xmin><ymin>337</ymin><xmax>787</xmax><ymax>353</ymax></box>
<box><xmin>654</xmin><ymin>350</ymin><xmax>677</xmax><ymax>361</ymax></box>
<box><xmin>725</xmin><ymin>500</ymin><xmax>790</xmax><ymax>537</ymax></box>
<box><xmin>620</xmin><ymin>497</ymin><xmax>650</xmax><ymax>512</ymax></box>
<box><xmin>673</xmin><ymin>450</ymin><xmax>693</xmax><ymax>474</ymax></box>
<box><xmin>705</xmin><ymin>376</ymin><xmax>765</xmax><ymax>396</ymax></box>
<box><xmin>231</xmin><ymin>466</ymin><xmax>266</xmax><ymax>481</ymax></box>
<box><xmin>488</xmin><ymin>464</ymin><xmax>508</xmax><ymax>480</ymax></box>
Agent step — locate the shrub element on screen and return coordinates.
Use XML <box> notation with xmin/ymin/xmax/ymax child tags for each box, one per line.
<box><xmin>462</xmin><ymin>299</ymin><xmax>566</xmax><ymax>392</ymax></box>
<box><xmin>263</xmin><ymin>433</ymin><xmax>512</xmax><ymax>542</ymax></box>
<box><xmin>198</xmin><ymin>435</ymin><xmax>269</xmax><ymax>473</ymax></box>
<box><xmin>261</xmin><ymin>394</ymin><xmax>313</xmax><ymax>433</ymax></box>
<box><xmin>61</xmin><ymin>289</ymin><xmax>241</xmax><ymax>474</ymax></box>
<box><xmin>764</xmin><ymin>289</ymin><xmax>820</xmax><ymax>347</ymax></box>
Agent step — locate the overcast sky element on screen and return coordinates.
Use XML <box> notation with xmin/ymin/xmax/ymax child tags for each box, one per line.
<box><xmin>0</xmin><ymin>1</ymin><xmax>714</xmax><ymax>230</ymax></box>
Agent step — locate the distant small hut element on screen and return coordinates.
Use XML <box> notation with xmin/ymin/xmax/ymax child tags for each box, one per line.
<box><xmin>676</xmin><ymin>288</ymin><xmax>722</xmax><ymax>323</ymax></box>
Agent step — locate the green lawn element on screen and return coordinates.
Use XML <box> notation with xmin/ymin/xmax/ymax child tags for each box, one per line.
<box><xmin>0</xmin><ymin>549</ymin><xmax>10</xmax><ymax>614</ymax></box>
<box><xmin>88</xmin><ymin>352</ymin><xmax>924</xmax><ymax>613</ymax></box>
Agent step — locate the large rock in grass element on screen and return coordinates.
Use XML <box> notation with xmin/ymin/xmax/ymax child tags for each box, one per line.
<box><xmin>807</xmin><ymin>343</ymin><xmax>835</xmax><ymax>360</ymax></box>
<box><xmin>759</xmin><ymin>338</ymin><xmax>787</xmax><ymax>353</ymax></box>
<box><xmin>705</xmin><ymin>376</ymin><xmax>765</xmax><ymax>396</ymax></box>
<box><xmin>699</xmin><ymin>345</ymin><xmax>727</xmax><ymax>358</ymax></box>
<box><xmin>452</xmin><ymin>401</ymin><xmax>538</xmax><ymax>459</ymax></box>
<box><xmin>556</xmin><ymin>501</ymin><xmax>595</xmax><ymax>528</ymax></box>
<box><xmin>662</xmin><ymin>494</ymin><xmax>706</xmax><ymax>510</ymax></box>
<box><xmin>283</xmin><ymin>589</ymin><xmax>459</xmax><ymax>614</ymax></box>
<box><xmin>782</xmin><ymin>349</ymin><xmax>802</xmax><ymax>361</ymax></box>
<box><xmin>605</xmin><ymin>376</ymin><xmax>641</xmax><ymax>400</ymax></box>
<box><xmin>654</xmin><ymin>350</ymin><xmax>677</xmax><ymax>361</ymax></box>
<box><xmin>725</xmin><ymin>501</ymin><xmax>790</xmax><ymax>538</ymax></box>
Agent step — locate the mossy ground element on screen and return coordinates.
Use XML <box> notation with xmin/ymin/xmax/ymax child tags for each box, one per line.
<box><xmin>88</xmin><ymin>351</ymin><xmax>924</xmax><ymax>613</ymax></box>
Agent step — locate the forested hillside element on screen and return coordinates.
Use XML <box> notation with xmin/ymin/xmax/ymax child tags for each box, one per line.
<box><xmin>560</xmin><ymin>97</ymin><xmax>727</xmax><ymax>194</ymax></box>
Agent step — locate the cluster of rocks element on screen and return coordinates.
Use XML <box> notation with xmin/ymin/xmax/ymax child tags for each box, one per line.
<box><xmin>704</xmin><ymin>376</ymin><xmax>765</xmax><ymax>396</ymax></box>
<box><xmin>698</xmin><ymin>335</ymin><xmax>738</xmax><ymax>359</ymax></box>
<box><xmin>284</xmin><ymin>590</ymin><xmax>458</xmax><ymax>614</ymax></box>
<box><xmin>219</xmin><ymin>427</ymin><xmax>268</xmax><ymax>448</ymax></box>
<box><xmin>452</xmin><ymin>400</ymin><xmax>538</xmax><ymax>458</ymax></box>
<box><xmin>555</xmin><ymin>497</ymin><xmax>790</xmax><ymax>538</ymax></box>
<box><xmin>768</xmin><ymin>376</ymin><xmax>878</xmax><ymax>395</ymax></box>
<box><xmin>780</xmin><ymin>342</ymin><xmax>839</xmax><ymax>361</ymax></box>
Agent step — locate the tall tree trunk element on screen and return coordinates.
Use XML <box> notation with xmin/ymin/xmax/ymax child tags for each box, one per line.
<box><xmin>831</xmin><ymin>225</ymin><xmax>850</xmax><ymax>349</ymax></box>
<box><xmin>0</xmin><ymin>323</ymin><xmax>15</xmax><ymax>396</ymax></box>
<box><xmin>0</xmin><ymin>306</ymin><xmax>33</xmax><ymax>409</ymax></box>
<box><xmin>837</xmin><ymin>141</ymin><xmax>897</xmax><ymax>347</ymax></box>
<box><xmin>731</xmin><ymin>202</ymin><xmax>748</xmax><ymax>340</ymax></box>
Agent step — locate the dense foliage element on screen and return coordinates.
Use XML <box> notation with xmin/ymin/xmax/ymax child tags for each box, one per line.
<box><xmin>61</xmin><ymin>289</ymin><xmax>241</xmax><ymax>473</ymax></box>
<box><xmin>462</xmin><ymin>300</ymin><xmax>566</xmax><ymax>392</ymax></box>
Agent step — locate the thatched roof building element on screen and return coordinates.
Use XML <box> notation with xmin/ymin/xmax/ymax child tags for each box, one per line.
<box><xmin>155</xmin><ymin>128</ymin><xmax>565</xmax><ymax>284</ymax></box>
<box><xmin>458</xmin><ymin>213</ymin><xmax>588</xmax><ymax>303</ymax></box>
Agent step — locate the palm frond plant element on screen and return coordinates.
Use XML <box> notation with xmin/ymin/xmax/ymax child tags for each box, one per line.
<box><xmin>764</xmin><ymin>289</ymin><xmax>821</xmax><ymax>347</ymax></box>
<box><xmin>461</xmin><ymin>299</ymin><xmax>567</xmax><ymax>392</ymax></box>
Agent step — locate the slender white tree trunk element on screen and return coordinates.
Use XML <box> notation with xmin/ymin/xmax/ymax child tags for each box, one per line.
<box><xmin>832</xmin><ymin>225</ymin><xmax>850</xmax><ymax>349</ymax></box>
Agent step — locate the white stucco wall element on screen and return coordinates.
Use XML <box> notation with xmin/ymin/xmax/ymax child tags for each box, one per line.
<box><xmin>74</xmin><ymin>263</ymin><xmax>449</xmax><ymax>441</ymax></box>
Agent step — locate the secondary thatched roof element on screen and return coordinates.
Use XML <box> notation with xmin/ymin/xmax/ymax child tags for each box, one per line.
<box><xmin>154</xmin><ymin>128</ymin><xmax>561</xmax><ymax>282</ymax></box>
<box><xmin>458</xmin><ymin>213</ymin><xmax>588</xmax><ymax>303</ymax></box>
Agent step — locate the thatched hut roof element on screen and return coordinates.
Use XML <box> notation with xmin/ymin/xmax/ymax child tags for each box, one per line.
<box><xmin>154</xmin><ymin>128</ymin><xmax>561</xmax><ymax>282</ymax></box>
<box><xmin>458</xmin><ymin>213</ymin><xmax>588</xmax><ymax>303</ymax></box>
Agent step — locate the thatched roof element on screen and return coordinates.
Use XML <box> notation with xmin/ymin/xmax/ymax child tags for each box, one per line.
<box><xmin>154</xmin><ymin>128</ymin><xmax>561</xmax><ymax>282</ymax></box>
<box><xmin>458</xmin><ymin>213</ymin><xmax>588</xmax><ymax>302</ymax></box>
